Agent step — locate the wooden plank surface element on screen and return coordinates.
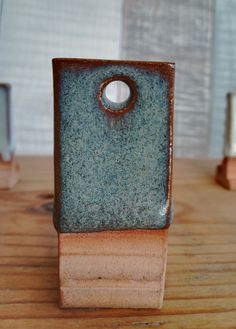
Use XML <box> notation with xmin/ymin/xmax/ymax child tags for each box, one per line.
<box><xmin>0</xmin><ymin>157</ymin><xmax>236</xmax><ymax>328</ymax></box>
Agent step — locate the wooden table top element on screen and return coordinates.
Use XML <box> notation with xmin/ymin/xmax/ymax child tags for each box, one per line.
<box><xmin>0</xmin><ymin>157</ymin><xmax>236</xmax><ymax>328</ymax></box>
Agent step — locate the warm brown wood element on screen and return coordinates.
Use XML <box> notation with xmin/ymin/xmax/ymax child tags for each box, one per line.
<box><xmin>0</xmin><ymin>157</ymin><xmax>236</xmax><ymax>328</ymax></box>
<box><xmin>59</xmin><ymin>230</ymin><xmax>168</xmax><ymax>309</ymax></box>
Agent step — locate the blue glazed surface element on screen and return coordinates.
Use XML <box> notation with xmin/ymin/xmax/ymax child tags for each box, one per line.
<box><xmin>54</xmin><ymin>61</ymin><xmax>174</xmax><ymax>233</ymax></box>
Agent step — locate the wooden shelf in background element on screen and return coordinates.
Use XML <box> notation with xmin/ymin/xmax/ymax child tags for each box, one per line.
<box><xmin>0</xmin><ymin>157</ymin><xmax>235</xmax><ymax>328</ymax></box>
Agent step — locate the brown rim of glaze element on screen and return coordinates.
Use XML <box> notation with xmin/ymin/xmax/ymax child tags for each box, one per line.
<box><xmin>97</xmin><ymin>75</ymin><xmax>137</xmax><ymax>115</ymax></box>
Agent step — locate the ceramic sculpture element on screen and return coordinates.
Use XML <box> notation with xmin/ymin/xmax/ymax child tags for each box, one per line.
<box><xmin>52</xmin><ymin>58</ymin><xmax>175</xmax><ymax>308</ymax></box>
<box><xmin>216</xmin><ymin>92</ymin><xmax>236</xmax><ymax>190</ymax></box>
<box><xmin>0</xmin><ymin>83</ymin><xmax>19</xmax><ymax>189</ymax></box>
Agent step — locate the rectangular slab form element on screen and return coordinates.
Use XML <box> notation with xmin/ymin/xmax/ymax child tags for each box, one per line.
<box><xmin>53</xmin><ymin>58</ymin><xmax>175</xmax><ymax>233</ymax></box>
<box><xmin>59</xmin><ymin>229</ymin><xmax>168</xmax><ymax>309</ymax></box>
<box><xmin>0</xmin><ymin>83</ymin><xmax>18</xmax><ymax>189</ymax></box>
<box><xmin>224</xmin><ymin>93</ymin><xmax>236</xmax><ymax>157</ymax></box>
<box><xmin>53</xmin><ymin>58</ymin><xmax>175</xmax><ymax>309</ymax></box>
<box><xmin>0</xmin><ymin>83</ymin><xmax>14</xmax><ymax>161</ymax></box>
<box><xmin>216</xmin><ymin>93</ymin><xmax>236</xmax><ymax>190</ymax></box>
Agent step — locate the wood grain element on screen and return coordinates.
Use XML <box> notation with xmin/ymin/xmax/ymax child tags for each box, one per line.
<box><xmin>0</xmin><ymin>157</ymin><xmax>236</xmax><ymax>328</ymax></box>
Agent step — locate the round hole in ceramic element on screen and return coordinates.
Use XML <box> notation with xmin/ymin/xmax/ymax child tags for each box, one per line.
<box><xmin>98</xmin><ymin>76</ymin><xmax>137</xmax><ymax>115</ymax></box>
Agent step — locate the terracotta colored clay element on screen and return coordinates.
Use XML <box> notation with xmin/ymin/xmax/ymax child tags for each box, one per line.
<box><xmin>0</xmin><ymin>156</ymin><xmax>19</xmax><ymax>189</ymax></box>
<box><xmin>59</xmin><ymin>230</ymin><xmax>168</xmax><ymax>309</ymax></box>
<box><xmin>216</xmin><ymin>157</ymin><xmax>236</xmax><ymax>190</ymax></box>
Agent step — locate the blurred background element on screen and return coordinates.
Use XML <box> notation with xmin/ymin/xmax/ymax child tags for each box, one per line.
<box><xmin>0</xmin><ymin>0</ymin><xmax>236</xmax><ymax>157</ymax></box>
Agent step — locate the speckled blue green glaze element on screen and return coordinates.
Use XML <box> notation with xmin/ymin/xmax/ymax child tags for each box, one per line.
<box><xmin>53</xmin><ymin>60</ymin><xmax>174</xmax><ymax>233</ymax></box>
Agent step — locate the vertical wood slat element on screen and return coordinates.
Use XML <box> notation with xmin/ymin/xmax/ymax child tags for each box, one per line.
<box><xmin>209</xmin><ymin>0</ymin><xmax>236</xmax><ymax>156</ymax></box>
<box><xmin>121</xmin><ymin>0</ymin><xmax>213</xmax><ymax>157</ymax></box>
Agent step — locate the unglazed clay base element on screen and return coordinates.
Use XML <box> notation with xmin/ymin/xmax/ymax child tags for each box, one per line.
<box><xmin>216</xmin><ymin>157</ymin><xmax>236</xmax><ymax>190</ymax></box>
<box><xmin>0</xmin><ymin>159</ymin><xmax>19</xmax><ymax>189</ymax></box>
<box><xmin>59</xmin><ymin>229</ymin><xmax>168</xmax><ymax>309</ymax></box>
